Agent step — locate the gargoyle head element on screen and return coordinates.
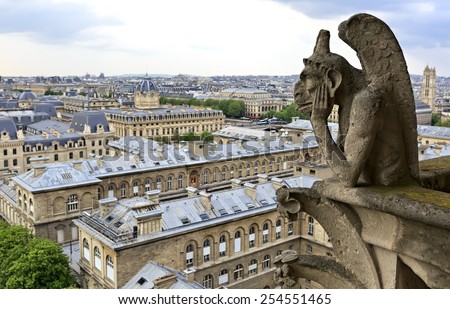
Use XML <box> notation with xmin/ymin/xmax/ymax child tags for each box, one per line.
<box><xmin>276</xmin><ymin>187</ymin><xmax>301</xmax><ymax>222</ymax></box>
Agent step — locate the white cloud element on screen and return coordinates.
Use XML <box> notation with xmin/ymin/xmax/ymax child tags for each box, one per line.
<box><xmin>1</xmin><ymin>0</ymin><xmax>449</xmax><ymax>76</ymax></box>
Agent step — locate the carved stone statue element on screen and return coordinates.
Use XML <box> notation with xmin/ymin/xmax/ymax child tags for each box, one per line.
<box><xmin>273</xmin><ymin>13</ymin><xmax>450</xmax><ymax>289</ymax></box>
<box><xmin>294</xmin><ymin>13</ymin><xmax>419</xmax><ymax>187</ymax></box>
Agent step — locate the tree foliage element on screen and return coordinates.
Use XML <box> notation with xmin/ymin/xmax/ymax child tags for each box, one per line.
<box><xmin>159</xmin><ymin>97</ymin><xmax>245</xmax><ymax>118</ymax></box>
<box><xmin>262</xmin><ymin>102</ymin><xmax>310</xmax><ymax>123</ymax></box>
<box><xmin>0</xmin><ymin>222</ymin><xmax>76</xmax><ymax>289</ymax></box>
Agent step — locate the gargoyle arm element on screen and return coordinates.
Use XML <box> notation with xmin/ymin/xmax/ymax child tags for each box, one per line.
<box><xmin>312</xmin><ymin>89</ymin><xmax>382</xmax><ymax>187</ymax></box>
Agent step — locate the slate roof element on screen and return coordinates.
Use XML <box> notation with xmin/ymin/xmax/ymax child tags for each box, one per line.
<box><xmin>122</xmin><ymin>261</ymin><xmax>203</xmax><ymax>289</ymax></box>
<box><xmin>0</xmin><ymin>116</ymin><xmax>18</xmax><ymax>139</ymax></box>
<box><xmin>13</xmin><ymin>162</ymin><xmax>101</xmax><ymax>192</ymax></box>
<box><xmin>70</xmin><ymin>110</ymin><xmax>110</xmax><ymax>133</ymax></box>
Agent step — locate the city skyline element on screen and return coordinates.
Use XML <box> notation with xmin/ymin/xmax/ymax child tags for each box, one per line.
<box><xmin>1</xmin><ymin>0</ymin><xmax>450</xmax><ymax>77</ymax></box>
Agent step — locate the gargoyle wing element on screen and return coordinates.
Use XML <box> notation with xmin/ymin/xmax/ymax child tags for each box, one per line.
<box><xmin>338</xmin><ymin>13</ymin><xmax>419</xmax><ymax>180</ymax></box>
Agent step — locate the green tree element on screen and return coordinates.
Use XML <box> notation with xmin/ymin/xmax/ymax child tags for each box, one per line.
<box><xmin>0</xmin><ymin>223</ymin><xmax>76</xmax><ymax>289</ymax></box>
<box><xmin>432</xmin><ymin>113</ymin><xmax>440</xmax><ymax>126</ymax></box>
<box><xmin>200</xmin><ymin>131</ymin><xmax>214</xmax><ymax>142</ymax></box>
<box><xmin>435</xmin><ymin>119</ymin><xmax>450</xmax><ymax>127</ymax></box>
<box><xmin>227</xmin><ymin>100</ymin><xmax>245</xmax><ymax>118</ymax></box>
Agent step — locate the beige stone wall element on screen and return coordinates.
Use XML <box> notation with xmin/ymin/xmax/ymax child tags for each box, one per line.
<box><xmin>78</xmin><ymin>209</ymin><xmax>303</xmax><ymax>289</ymax></box>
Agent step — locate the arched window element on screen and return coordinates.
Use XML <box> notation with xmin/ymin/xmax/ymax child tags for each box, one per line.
<box><xmin>67</xmin><ymin>194</ymin><xmax>78</xmax><ymax>211</ymax></box>
<box><xmin>167</xmin><ymin>176</ymin><xmax>173</xmax><ymax>190</ymax></box>
<box><xmin>186</xmin><ymin>244</ymin><xmax>194</xmax><ymax>268</ymax></box>
<box><xmin>203</xmin><ymin>239</ymin><xmax>211</xmax><ymax>262</ymax></box>
<box><xmin>234</xmin><ymin>231</ymin><xmax>241</xmax><ymax>253</ymax></box>
<box><xmin>133</xmin><ymin>181</ymin><xmax>139</xmax><ymax>196</ymax></box>
<box><xmin>218</xmin><ymin>269</ymin><xmax>229</xmax><ymax>285</ymax></box>
<box><xmin>94</xmin><ymin>246</ymin><xmax>102</xmax><ymax>270</ymax></box>
<box><xmin>308</xmin><ymin>216</ymin><xmax>314</xmax><ymax>236</ymax></box>
<box><xmin>262</xmin><ymin>255</ymin><xmax>271</xmax><ymax>269</ymax></box>
<box><xmin>108</xmin><ymin>184</ymin><xmax>114</xmax><ymax>198</ymax></box>
<box><xmin>230</xmin><ymin>167</ymin><xmax>234</xmax><ymax>179</ymax></box>
<box><xmin>288</xmin><ymin>220</ymin><xmax>294</xmax><ymax>236</ymax></box>
<box><xmin>178</xmin><ymin>174</ymin><xmax>183</xmax><ymax>189</ymax></box>
<box><xmin>156</xmin><ymin>177</ymin><xmax>162</xmax><ymax>190</ymax></box>
<box><xmin>238</xmin><ymin>165</ymin><xmax>243</xmax><ymax>177</ymax></box>
<box><xmin>248</xmin><ymin>259</ymin><xmax>258</xmax><ymax>275</ymax></box>
<box><xmin>254</xmin><ymin>162</ymin><xmax>258</xmax><ymax>175</ymax></box>
<box><xmin>246</xmin><ymin>164</ymin><xmax>251</xmax><ymax>176</ymax></box>
<box><xmin>212</xmin><ymin>169</ymin><xmax>217</xmax><ymax>182</ymax></box>
<box><xmin>144</xmin><ymin>178</ymin><xmax>151</xmax><ymax>191</ymax></box>
<box><xmin>249</xmin><ymin>226</ymin><xmax>256</xmax><ymax>248</ymax></box>
<box><xmin>234</xmin><ymin>264</ymin><xmax>244</xmax><ymax>281</ymax></box>
<box><xmin>120</xmin><ymin>183</ymin><xmax>127</xmax><ymax>198</ymax></box>
<box><xmin>276</xmin><ymin>219</ymin><xmax>282</xmax><ymax>239</ymax></box>
<box><xmin>203</xmin><ymin>274</ymin><xmax>213</xmax><ymax>289</ymax></box>
<box><xmin>221</xmin><ymin>167</ymin><xmax>226</xmax><ymax>181</ymax></box>
<box><xmin>97</xmin><ymin>187</ymin><xmax>103</xmax><ymax>200</ymax></box>
<box><xmin>203</xmin><ymin>171</ymin><xmax>208</xmax><ymax>184</ymax></box>
<box><xmin>29</xmin><ymin>198</ymin><xmax>34</xmax><ymax>215</ymax></box>
<box><xmin>262</xmin><ymin>161</ymin><xmax>266</xmax><ymax>173</ymax></box>
<box><xmin>263</xmin><ymin>223</ymin><xmax>269</xmax><ymax>244</ymax></box>
<box><xmin>106</xmin><ymin>255</ymin><xmax>114</xmax><ymax>281</ymax></box>
<box><xmin>219</xmin><ymin>235</ymin><xmax>226</xmax><ymax>257</ymax></box>
<box><xmin>83</xmin><ymin>239</ymin><xmax>90</xmax><ymax>261</ymax></box>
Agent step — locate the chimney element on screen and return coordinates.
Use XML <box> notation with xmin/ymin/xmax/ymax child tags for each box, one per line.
<box><xmin>230</xmin><ymin>179</ymin><xmax>242</xmax><ymax>188</ymax></box>
<box><xmin>145</xmin><ymin>189</ymin><xmax>160</xmax><ymax>204</ymax></box>
<box><xmin>199</xmin><ymin>191</ymin><xmax>212</xmax><ymax>211</ymax></box>
<box><xmin>188</xmin><ymin>141</ymin><xmax>208</xmax><ymax>158</ymax></box>
<box><xmin>257</xmin><ymin>174</ymin><xmax>268</xmax><ymax>183</ymax></box>
<box><xmin>186</xmin><ymin>186</ymin><xmax>198</xmax><ymax>197</ymax></box>
<box><xmin>244</xmin><ymin>182</ymin><xmax>257</xmax><ymax>200</ymax></box>
<box><xmin>33</xmin><ymin>165</ymin><xmax>46</xmax><ymax>177</ymax></box>
<box><xmin>271</xmin><ymin>177</ymin><xmax>285</xmax><ymax>191</ymax></box>
<box><xmin>72</xmin><ymin>161</ymin><xmax>83</xmax><ymax>172</ymax></box>
<box><xmin>99</xmin><ymin>197</ymin><xmax>117</xmax><ymax>217</ymax></box>
<box><xmin>153</xmin><ymin>273</ymin><xmax>178</xmax><ymax>289</ymax></box>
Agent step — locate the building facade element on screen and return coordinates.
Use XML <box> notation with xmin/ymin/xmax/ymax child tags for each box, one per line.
<box><xmin>218</xmin><ymin>88</ymin><xmax>288</xmax><ymax>119</ymax></box>
<box><xmin>0</xmin><ymin>131</ymin><xmax>321</xmax><ymax>244</ymax></box>
<box><xmin>74</xmin><ymin>174</ymin><xmax>331</xmax><ymax>289</ymax></box>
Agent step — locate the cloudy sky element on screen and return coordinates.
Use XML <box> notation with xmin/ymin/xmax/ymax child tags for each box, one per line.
<box><xmin>1</xmin><ymin>0</ymin><xmax>449</xmax><ymax>77</ymax></box>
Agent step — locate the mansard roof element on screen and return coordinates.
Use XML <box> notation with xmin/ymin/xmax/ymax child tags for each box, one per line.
<box><xmin>70</xmin><ymin>110</ymin><xmax>110</xmax><ymax>133</ymax></box>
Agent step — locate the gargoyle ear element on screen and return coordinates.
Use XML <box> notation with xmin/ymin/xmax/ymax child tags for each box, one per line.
<box><xmin>326</xmin><ymin>68</ymin><xmax>342</xmax><ymax>98</ymax></box>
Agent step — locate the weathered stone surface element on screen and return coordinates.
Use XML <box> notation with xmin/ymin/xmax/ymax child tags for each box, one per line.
<box><xmin>278</xmin><ymin>13</ymin><xmax>450</xmax><ymax>289</ymax></box>
<box><xmin>294</xmin><ymin>13</ymin><xmax>418</xmax><ymax>187</ymax></box>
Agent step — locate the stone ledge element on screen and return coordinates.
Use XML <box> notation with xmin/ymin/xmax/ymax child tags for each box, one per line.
<box><xmin>313</xmin><ymin>178</ymin><xmax>450</xmax><ymax>230</ymax></box>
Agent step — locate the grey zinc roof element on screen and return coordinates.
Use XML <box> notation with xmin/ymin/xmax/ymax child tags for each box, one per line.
<box><xmin>121</xmin><ymin>261</ymin><xmax>203</xmax><ymax>289</ymax></box>
<box><xmin>417</xmin><ymin>125</ymin><xmax>450</xmax><ymax>139</ymax></box>
<box><xmin>13</xmin><ymin>162</ymin><xmax>101</xmax><ymax>192</ymax></box>
<box><xmin>104</xmin><ymin>105</ymin><xmax>222</xmax><ymax>117</ymax></box>
<box><xmin>284</xmin><ymin>119</ymin><xmax>339</xmax><ymax>133</ymax></box>
<box><xmin>79</xmin><ymin>174</ymin><xmax>321</xmax><ymax>246</ymax></box>
<box><xmin>27</xmin><ymin>119</ymin><xmax>70</xmax><ymax>134</ymax></box>
<box><xmin>70</xmin><ymin>110</ymin><xmax>110</xmax><ymax>133</ymax></box>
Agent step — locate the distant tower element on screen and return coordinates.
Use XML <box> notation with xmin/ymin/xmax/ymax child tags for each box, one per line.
<box><xmin>420</xmin><ymin>65</ymin><xmax>436</xmax><ymax>112</ymax></box>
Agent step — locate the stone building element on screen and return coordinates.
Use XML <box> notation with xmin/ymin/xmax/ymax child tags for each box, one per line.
<box><xmin>420</xmin><ymin>65</ymin><xmax>436</xmax><ymax>112</ymax></box>
<box><xmin>218</xmin><ymin>88</ymin><xmax>288</xmax><ymax>119</ymax></box>
<box><xmin>73</xmin><ymin>174</ymin><xmax>327</xmax><ymax>289</ymax></box>
<box><xmin>0</xmin><ymin>111</ymin><xmax>115</xmax><ymax>175</ymax></box>
<box><xmin>0</xmin><ymin>132</ymin><xmax>321</xmax><ymax>244</ymax></box>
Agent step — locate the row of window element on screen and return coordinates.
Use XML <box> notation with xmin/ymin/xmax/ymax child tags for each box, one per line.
<box><xmin>98</xmin><ymin>159</ymin><xmax>290</xmax><ymax>199</ymax></box>
<box><xmin>184</xmin><ymin>221</ymin><xmax>293</xmax><ymax>268</ymax></box>
<box><xmin>201</xmin><ymin>255</ymin><xmax>274</xmax><ymax>288</ymax></box>
<box><xmin>82</xmin><ymin>240</ymin><xmax>115</xmax><ymax>282</ymax></box>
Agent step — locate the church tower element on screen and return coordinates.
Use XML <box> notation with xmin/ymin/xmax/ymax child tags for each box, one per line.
<box><xmin>420</xmin><ymin>65</ymin><xmax>436</xmax><ymax>112</ymax></box>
